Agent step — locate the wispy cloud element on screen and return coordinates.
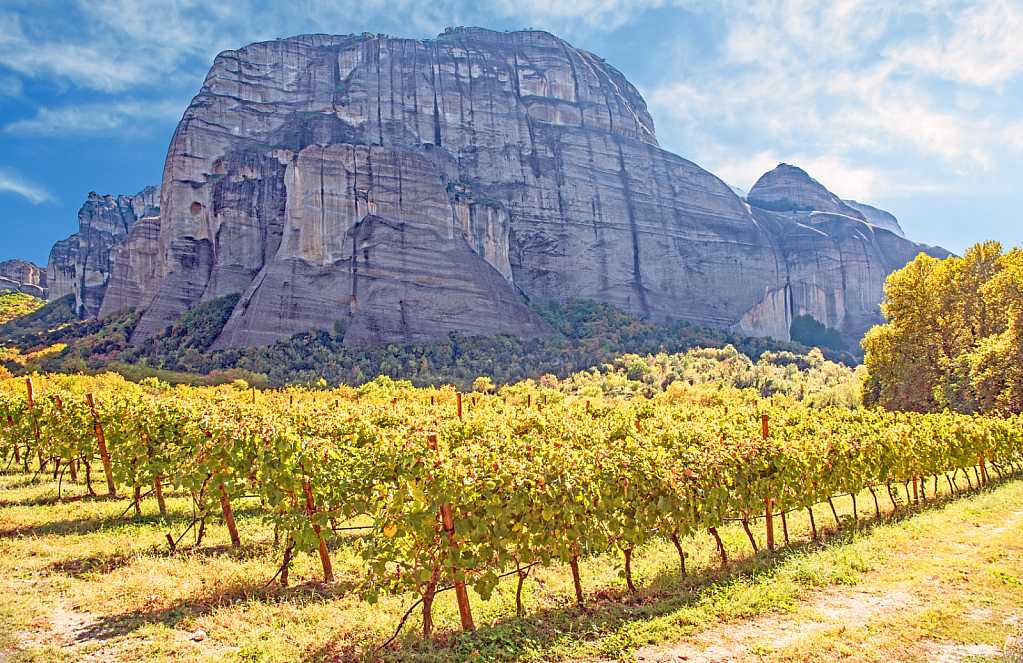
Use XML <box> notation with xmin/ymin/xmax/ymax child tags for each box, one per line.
<box><xmin>0</xmin><ymin>167</ymin><xmax>54</xmax><ymax>204</ymax></box>
<box><xmin>644</xmin><ymin>0</ymin><xmax>1023</xmax><ymax>202</ymax></box>
<box><xmin>4</xmin><ymin>100</ymin><xmax>186</xmax><ymax>135</ymax></box>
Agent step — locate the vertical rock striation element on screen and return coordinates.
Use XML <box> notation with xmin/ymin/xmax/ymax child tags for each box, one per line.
<box><xmin>46</xmin><ymin>186</ymin><xmax>160</xmax><ymax>317</ymax></box>
<box><xmin>737</xmin><ymin>165</ymin><xmax>946</xmax><ymax>342</ymax></box>
<box><xmin>43</xmin><ymin>28</ymin><xmax>947</xmax><ymax>350</ymax></box>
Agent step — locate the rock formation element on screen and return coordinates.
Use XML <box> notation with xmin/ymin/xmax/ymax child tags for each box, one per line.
<box><xmin>46</xmin><ymin>186</ymin><xmax>160</xmax><ymax>317</ymax></box>
<box><xmin>842</xmin><ymin>199</ymin><xmax>904</xmax><ymax>238</ymax></box>
<box><xmin>747</xmin><ymin>163</ymin><xmax>865</xmax><ymax>218</ymax></box>
<box><xmin>49</xmin><ymin>28</ymin><xmax>947</xmax><ymax>351</ymax></box>
<box><xmin>0</xmin><ymin>260</ymin><xmax>47</xmax><ymax>298</ymax></box>
<box><xmin>740</xmin><ymin>164</ymin><xmax>946</xmax><ymax>341</ymax></box>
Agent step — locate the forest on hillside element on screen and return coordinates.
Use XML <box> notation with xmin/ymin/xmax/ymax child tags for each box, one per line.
<box><xmin>0</xmin><ymin>293</ymin><xmax>853</xmax><ymax>392</ymax></box>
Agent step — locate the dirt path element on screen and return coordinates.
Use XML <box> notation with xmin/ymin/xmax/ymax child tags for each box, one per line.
<box><xmin>633</xmin><ymin>509</ymin><xmax>1022</xmax><ymax>663</ymax></box>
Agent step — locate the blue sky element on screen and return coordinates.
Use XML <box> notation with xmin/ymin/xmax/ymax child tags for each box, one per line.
<box><xmin>2</xmin><ymin>0</ymin><xmax>1021</xmax><ymax>266</ymax></box>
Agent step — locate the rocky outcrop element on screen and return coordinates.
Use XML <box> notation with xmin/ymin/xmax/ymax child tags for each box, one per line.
<box><xmin>129</xmin><ymin>29</ymin><xmax>782</xmax><ymax>346</ymax></box>
<box><xmin>0</xmin><ymin>260</ymin><xmax>47</xmax><ymax>298</ymax></box>
<box><xmin>747</xmin><ymin>164</ymin><xmax>865</xmax><ymax>219</ymax></box>
<box><xmin>49</xmin><ymin>28</ymin><xmax>945</xmax><ymax>351</ymax></box>
<box><xmin>733</xmin><ymin>165</ymin><xmax>947</xmax><ymax>342</ymax></box>
<box><xmin>47</xmin><ymin>186</ymin><xmax>160</xmax><ymax>317</ymax></box>
<box><xmin>843</xmin><ymin>199</ymin><xmax>904</xmax><ymax>237</ymax></box>
<box><xmin>735</xmin><ymin>209</ymin><xmax>947</xmax><ymax>342</ymax></box>
<box><xmin>98</xmin><ymin>215</ymin><xmax>161</xmax><ymax>316</ymax></box>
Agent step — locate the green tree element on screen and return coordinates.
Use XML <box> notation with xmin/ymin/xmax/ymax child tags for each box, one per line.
<box><xmin>790</xmin><ymin>314</ymin><xmax>848</xmax><ymax>352</ymax></box>
<box><xmin>862</xmin><ymin>242</ymin><xmax>1023</xmax><ymax>414</ymax></box>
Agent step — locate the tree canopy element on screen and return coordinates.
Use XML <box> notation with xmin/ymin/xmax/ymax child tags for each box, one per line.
<box><xmin>862</xmin><ymin>241</ymin><xmax>1023</xmax><ymax>414</ymax></box>
<box><xmin>789</xmin><ymin>314</ymin><xmax>848</xmax><ymax>353</ymax></box>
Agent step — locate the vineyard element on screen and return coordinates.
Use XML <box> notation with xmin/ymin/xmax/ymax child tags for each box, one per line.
<box><xmin>1</xmin><ymin>371</ymin><xmax>1021</xmax><ymax>659</ymax></box>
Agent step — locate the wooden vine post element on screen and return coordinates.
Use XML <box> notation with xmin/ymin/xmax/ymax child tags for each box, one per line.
<box><xmin>220</xmin><ymin>483</ymin><xmax>241</xmax><ymax>547</ymax></box>
<box><xmin>428</xmin><ymin>433</ymin><xmax>475</xmax><ymax>632</ymax></box>
<box><xmin>86</xmin><ymin>393</ymin><xmax>116</xmax><ymax>496</ymax></box>
<box><xmin>303</xmin><ymin>481</ymin><xmax>334</xmax><ymax>581</ymax></box>
<box><xmin>456</xmin><ymin>392</ymin><xmax>463</xmax><ymax>421</ymax></box>
<box><xmin>762</xmin><ymin>414</ymin><xmax>774</xmax><ymax>551</ymax></box>
<box><xmin>26</xmin><ymin>378</ymin><xmax>45</xmax><ymax>468</ymax></box>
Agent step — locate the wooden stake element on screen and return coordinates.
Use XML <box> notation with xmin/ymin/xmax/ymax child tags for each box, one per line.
<box><xmin>220</xmin><ymin>483</ymin><xmax>241</xmax><ymax>547</ymax></box>
<box><xmin>570</xmin><ymin>556</ymin><xmax>584</xmax><ymax>603</ymax></box>
<box><xmin>251</xmin><ymin>386</ymin><xmax>256</xmax><ymax>404</ymax></box>
<box><xmin>303</xmin><ymin>482</ymin><xmax>334</xmax><ymax>581</ymax></box>
<box><xmin>440</xmin><ymin>501</ymin><xmax>476</xmax><ymax>630</ymax></box>
<box><xmin>26</xmin><ymin>378</ymin><xmax>44</xmax><ymax>469</ymax></box>
<box><xmin>761</xmin><ymin>413</ymin><xmax>769</xmax><ymax>439</ymax></box>
<box><xmin>456</xmin><ymin>392</ymin><xmax>463</xmax><ymax>421</ymax></box>
<box><xmin>86</xmin><ymin>394</ymin><xmax>116</xmax><ymax>496</ymax></box>
<box><xmin>429</xmin><ymin>433</ymin><xmax>474</xmax><ymax>631</ymax></box>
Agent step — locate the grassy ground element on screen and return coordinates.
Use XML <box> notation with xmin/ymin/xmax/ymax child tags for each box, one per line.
<box><xmin>0</xmin><ymin>464</ymin><xmax>1019</xmax><ymax>663</ymax></box>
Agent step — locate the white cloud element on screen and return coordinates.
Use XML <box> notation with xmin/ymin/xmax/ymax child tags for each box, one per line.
<box><xmin>488</xmin><ymin>0</ymin><xmax>668</xmax><ymax>30</ymax></box>
<box><xmin>4</xmin><ymin>100</ymin><xmax>185</xmax><ymax>135</ymax></box>
<box><xmin>701</xmin><ymin>150</ymin><xmax>782</xmax><ymax>192</ymax></box>
<box><xmin>646</xmin><ymin>0</ymin><xmax>1023</xmax><ymax>197</ymax></box>
<box><xmin>0</xmin><ymin>168</ymin><xmax>54</xmax><ymax>204</ymax></box>
<box><xmin>794</xmin><ymin>155</ymin><xmax>877</xmax><ymax>201</ymax></box>
<box><xmin>887</xmin><ymin>0</ymin><xmax>1023</xmax><ymax>87</ymax></box>
<box><xmin>0</xmin><ymin>0</ymin><xmax>673</xmax><ymax>95</ymax></box>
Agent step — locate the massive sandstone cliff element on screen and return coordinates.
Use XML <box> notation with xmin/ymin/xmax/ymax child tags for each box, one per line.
<box><xmin>58</xmin><ymin>28</ymin><xmax>945</xmax><ymax>349</ymax></box>
<box><xmin>46</xmin><ymin>186</ymin><xmax>160</xmax><ymax>317</ymax></box>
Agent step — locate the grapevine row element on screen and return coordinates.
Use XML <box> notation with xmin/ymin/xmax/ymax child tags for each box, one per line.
<box><xmin>1</xmin><ymin>374</ymin><xmax>1021</xmax><ymax>635</ymax></box>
